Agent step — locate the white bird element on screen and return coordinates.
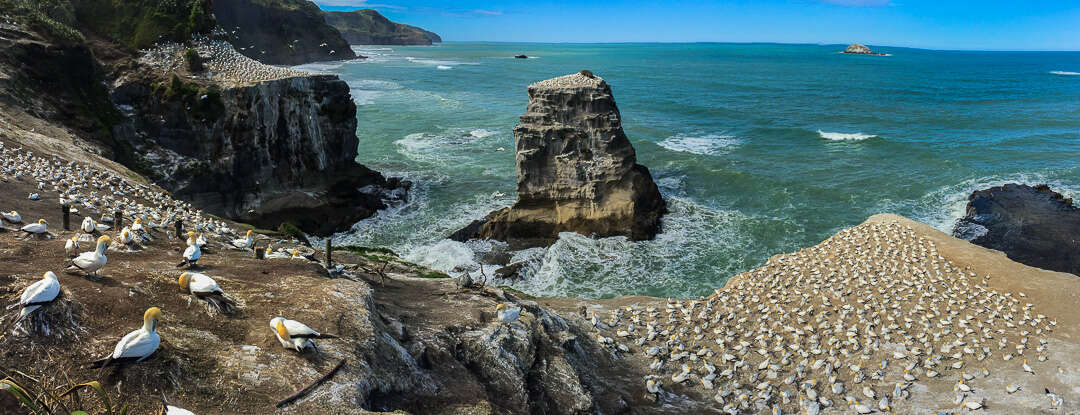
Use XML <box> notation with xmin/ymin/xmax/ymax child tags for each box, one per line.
<box><xmin>88</xmin><ymin>307</ymin><xmax>162</xmax><ymax>367</ymax></box>
<box><xmin>1005</xmin><ymin>384</ymin><xmax>1020</xmax><ymax>394</ymax></box>
<box><xmin>27</xmin><ymin>193</ymin><xmax>39</xmax><ymax>200</ymax></box>
<box><xmin>1022</xmin><ymin>359</ymin><xmax>1034</xmax><ymax>374</ymax></box>
<box><xmin>165</xmin><ymin>405</ymin><xmax>196</xmax><ymax>415</ymax></box>
<box><xmin>119</xmin><ymin>227</ymin><xmax>134</xmax><ymax>246</ymax></box>
<box><xmin>81</xmin><ymin>216</ymin><xmax>95</xmax><ymax>233</ymax></box>
<box><xmin>231</xmin><ymin>230</ymin><xmax>254</xmax><ymax>250</ymax></box>
<box><xmin>177</xmin><ymin>232</ymin><xmax>201</xmax><ymax>268</ymax></box>
<box><xmin>20</xmin><ymin>219</ymin><xmax>47</xmax><ymax>235</ymax></box>
<box><xmin>178</xmin><ymin>272</ymin><xmax>236</xmax><ymax>314</ymax></box>
<box><xmin>68</xmin><ymin>235</ymin><xmax>110</xmax><ymax>277</ymax></box>
<box><xmin>269</xmin><ymin>317</ymin><xmax>336</xmax><ymax>352</ymax></box>
<box><xmin>64</xmin><ymin>235</ymin><xmax>79</xmax><ymax>257</ymax></box>
<box><xmin>496</xmin><ymin>303</ymin><xmax>521</xmax><ymax>324</ymax></box>
<box><xmin>12</xmin><ymin>271</ymin><xmax>60</xmax><ymax>326</ymax></box>
<box><xmin>1</xmin><ymin>210</ymin><xmax>21</xmax><ymax>223</ymax></box>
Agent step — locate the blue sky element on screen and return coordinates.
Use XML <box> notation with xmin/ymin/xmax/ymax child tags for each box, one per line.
<box><xmin>315</xmin><ymin>1</ymin><xmax>1080</xmax><ymax>51</ymax></box>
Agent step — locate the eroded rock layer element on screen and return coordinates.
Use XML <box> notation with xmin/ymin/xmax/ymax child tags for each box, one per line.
<box><xmin>453</xmin><ymin>72</ymin><xmax>666</xmax><ymax>247</ymax></box>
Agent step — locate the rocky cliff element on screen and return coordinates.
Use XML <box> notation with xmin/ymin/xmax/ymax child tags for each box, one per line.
<box><xmin>953</xmin><ymin>183</ymin><xmax>1080</xmax><ymax>276</ymax></box>
<box><xmin>323</xmin><ymin>9</ymin><xmax>441</xmax><ymax>46</ymax></box>
<box><xmin>452</xmin><ymin>72</ymin><xmax>666</xmax><ymax>247</ymax></box>
<box><xmin>214</xmin><ymin>0</ymin><xmax>357</xmax><ymax>65</ymax></box>
<box><xmin>109</xmin><ymin>42</ymin><xmax>406</xmax><ymax>236</ymax></box>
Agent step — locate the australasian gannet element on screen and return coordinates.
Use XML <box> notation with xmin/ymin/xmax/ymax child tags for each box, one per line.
<box><xmin>1</xmin><ymin>210</ymin><xmax>21</xmax><ymax>223</ymax></box>
<box><xmin>67</xmin><ymin>235</ymin><xmax>110</xmax><ymax>277</ymax></box>
<box><xmin>12</xmin><ymin>271</ymin><xmax>60</xmax><ymax>326</ymax></box>
<box><xmin>179</xmin><ymin>272</ymin><xmax>236</xmax><ymax>314</ymax></box>
<box><xmin>20</xmin><ymin>219</ymin><xmax>47</xmax><ymax>235</ymax></box>
<box><xmin>270</xmin><ymin>317</ymin><xmax>336</xmax><ymax>352</ymax></box>
<box><xmin>177</xmin><ymin>231</ymin><xmax>201</xmax><ymax>268</ymax></box>
<box><xmin>496</xmin><ymin>303</ymin><xmax>521</xmax><ymax>325</ymax></box>
<box><xmin>88</xmin><ymin>307</ymin><xmax>162</xmax><ymax>367</ymax></box>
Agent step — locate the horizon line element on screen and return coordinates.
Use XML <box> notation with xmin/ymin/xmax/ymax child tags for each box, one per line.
<box><xmin>403</xmin><ymin>40</ymin><xmax>1080</xmax><ymax>53</ymax></box>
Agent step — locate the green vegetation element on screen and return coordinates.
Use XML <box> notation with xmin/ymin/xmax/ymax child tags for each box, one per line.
<box><xmin>418</xmin><ymin>271</ymin><xmax>451</xmax><ymax>279</ymax></box>
<box><xmin>234</xmin><ymin>222</ymin><xmax>279</xmax><ymax>236</ymax></box>
<box><xmin>336</xmin><ymin>245</ymin><xmax>398</xmax><ymax>257</ymax></box>
<box><xmin>277</xmin><ymin>222</ymin><xmax>311</xmax><ymax>247</ymax></box>
<box><xmin>0</xmin><ymin>0</ymin><xmax>84</xmax><ymax>45</ymax></box>
<box><xmin>1</xmin><ymin>377</ymin><xmax>129</xmax><ymax>414</ymax></box>
<box><xmin>73</xmin><ymin>0</ymin><xmax>215</xmax><ymax>50</ymax></box>
<box><xmin>184</xmin><ymin>47</ymin><xmax>204</xmax><ymax>72</ymax></box>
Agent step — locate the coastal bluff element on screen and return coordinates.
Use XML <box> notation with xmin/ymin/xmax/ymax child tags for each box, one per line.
<box><xmin>452</xmin><ymin>72</ymin><xmax>666</xmax><ymax>247</ymax></box>
<box><xmin>954</xmin><ymin>183</ymin><xmax>1080</xmax><ymax>276</ymax></box>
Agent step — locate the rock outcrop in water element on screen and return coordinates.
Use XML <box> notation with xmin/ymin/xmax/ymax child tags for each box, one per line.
<box><xmin>323</xmin><ymin>9</ymin><xmax>441</xmax><ymax>46</ymax></box>
<box><xmin>843</xmin><ymin>43</ymin><xmax>886</xmax><ymax>55</ymax></box>
<box><xmin>953</xmin><ymin>183</ymin><xmax>1080</xmax><ymax>276</ymax></box>
<box><xmin>452</xmin><ymin>71</ymin><xmax>666</xmax><ymax>247</ymax></box>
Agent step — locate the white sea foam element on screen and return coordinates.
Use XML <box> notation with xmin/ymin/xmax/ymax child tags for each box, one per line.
<box><xmin>1050</xmin><ymin>71</ymin><xmax>1080</xmax><ymax>76</ymax></box>
<box><xmin>878</xmin><ymin>173</ymin><xmax>1080</xmax><ymax>234</ymax></box>
<box><xmin>291</xmin><ymin>62</ymin><xmax>343</xmax><ymax>73</ymax></box>
<box><xmin>817</xmin><ymin>130</ymin><xmax>876</xmax><ymax>141</ymax></box>
<box><xmin>406</xmin><ymin>57</ymin><xmax>477</xmax><ymax>66</ymax></box>
<box><xmin>657</xmin><ymin>133</ymin><xmax>740</xmax><ymax>155</ymax></box>
<box><xmin>469</xmin><ymin>129</ymin><xmax>498</xmax><ymax>138</ymax></box>
<box><xmin>436</xmin><ymin>65</ymin><xmax>453</xmax><ymax>70</ymax></box>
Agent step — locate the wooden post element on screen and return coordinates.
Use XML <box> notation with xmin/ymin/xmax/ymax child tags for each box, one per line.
<box><xmin>174</xmin><ymin>220</ymin><xmax>183</xmax><ymax>239</ymax></box>
<box><xmin>325</xmin><ymin>238</ymin><xmax>332</xmax><ymax>267</ymax></box>
<box><xmin>115</xmin><ymin>210</ymin><xmax>123</xmax><ymax>229</ymax></box>
<box><xmin>62</xmin><ymin>204</ymin><xmax>70</xmax><ymax>231</ymax></box>
<box><xmin>255</xmin><ymin>242</ymin><xmax>265</xmax><ymax>260</ymax></box>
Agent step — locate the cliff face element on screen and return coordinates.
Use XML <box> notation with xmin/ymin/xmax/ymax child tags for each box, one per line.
<box><xmin>111</xmin><ymin>71</ymin><xmax>405</xmax><ymax>236</ymax></box>
<box><xmin>453</xmin><ymin>72</ymin><xmax>666</xmax><ymax>247</ymax></box>
<box><xmin>323</xmin><ymin>9</ymin><xmax>441</xmax><ymax>46</ymax></box>
<box><xmin>213</xmin><ymin>0</ymin><xmax>357</xmax><ymax>65</ymax></box>
<box><xmin>954</xmin><ymin>183</ymin><xmax>1080</xmax><ymax>276</ymax></box>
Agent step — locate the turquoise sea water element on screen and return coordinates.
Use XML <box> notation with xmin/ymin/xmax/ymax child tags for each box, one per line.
<box><xmin>296</xmin><ymin>42</ymin><xmax>1080</xmax><ymax>299</ymax></box>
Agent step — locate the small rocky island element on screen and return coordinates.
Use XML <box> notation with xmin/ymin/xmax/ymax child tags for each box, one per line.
<box><xmin>452</xmin><ymin>71</ymin><xmax>667</xmax><ymax>247</ymax></box>
<box><xmin>843</xmin><ymin>43</ymin><xmax>887</xmax><ymax>55</ymax></box>
<box><xmin>954</xmin><ymin>183</ymin><xmax>1080</xmax><ymax>276</ymax></box>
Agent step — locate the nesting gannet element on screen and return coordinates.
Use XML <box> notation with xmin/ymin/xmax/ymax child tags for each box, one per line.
<box><xmin>88</xmin><ymin>307</ymin><xmax>162</xmax><ymax>367</ymax></box>
<box><xmin>496</xmin><ymin>303</ymin><xmax>521</xmax><ymax>325</ymax></box>
<box><xmin>81</xmin><ymin>216</ymin><xmax>95</xmax><ymax>233</ymax></box>
<box><xmin>67</xmin><ymin>235</ymin><xmax>110</xmax><ymax>277</ymax></box>
<box><xmin>20</xmin><ymin>219</ymin><xmax>47</xmax><ymax>235</ymax></box>
<box><xmin>1</xmin><ymin>210</ymin><xmax>21</xmax><ymax>223</ymax></box>
<box><xmin>165</xmin><ymin>405</ymin><xmax>196</xmax><ymax>415</ymax></box>
<box><xmin>231</xmin><ymin>230</ymin><xmax>254</xmax><ymax>250</ymax></box>
<box><xmin>12</xmin><ymin>271</ymin><xmax>60</xmax><ymax>326</ymax></box>
<box><xmin>269</xmin><ymin>317</ymin><xmax>336</xmax><ymax>352</ymax></box>
<box><xmin>65</xmin><ymin>235</ymin><xmax>79</xmax><ymax>257</ymax></box>
<box><xmin>177</xmin><ymin>232</ymin><xmax>201</xmax><ymax>268</ymax></box>
<box><xmin>119</xmin><ymin>227</ymin><xmax>134</xmax><ymax>246</ymax></box>
<box><xmin>178</xmin><ymin>272</ymin><xmax>236</xmax><ymax>314</ymax></box>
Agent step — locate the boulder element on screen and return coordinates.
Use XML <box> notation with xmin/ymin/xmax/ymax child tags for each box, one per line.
<box><xmin>452</xmin><ymin>71</ymin><xmax>666</xmax><ymax>248</ymax></box>
<box><xmin>953</xmin><ymin>183</ymin><xmax>1080</xmax><ymax>276</ymax></box>
<box><xmin>843</xmin><ymin>43</ymin><xmax>884</xmax><ymax>55</ymax></box>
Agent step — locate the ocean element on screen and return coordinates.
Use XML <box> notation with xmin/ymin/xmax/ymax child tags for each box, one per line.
<box><xmin>295</xmin><ymin>42</ymin><xmax>1080</xmax><ymax>299</ymax></box>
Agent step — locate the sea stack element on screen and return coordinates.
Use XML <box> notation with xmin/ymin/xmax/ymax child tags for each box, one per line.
<box><xmin>452</xmin><ymin>71</ymin><xmax>666</xmax><ymax>247</ymax></box>
<box><xmin>953</xmin><ymin>183</ymin><xmax>1080</xmax><ymax>276</ymax></box>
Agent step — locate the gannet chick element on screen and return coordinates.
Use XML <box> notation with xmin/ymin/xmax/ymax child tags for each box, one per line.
<box><xmin>496</xmin><ymin>303</ymin><xmax>521</xmax><ymax>325</ymax></box>
<box><xmin>177</xmin><ymin>232</ymin><xmax>201</xmax><ymax>268</ymax></box>
<box><xmin>178</xmin><ymin>272</ymin><xmax>236</xmax><ymax>314</ymax></box>
<box><xmin>12</xmin><ymin>271</ymin><xmax>60</xmax><ymax>326</ymax></box>
<box><xmin>1</xmin><ymin>210</ymin><xmax>21</xmax><ymax>223</ymax></box>
<box><xmin>65</xmin><ymin>236</ymin><xmax>79</xmax><ymax>257</ymax></box>
<box><xmin>20</xmin><ymin>219</ymin><xmax>47</xmax><ymax>235</ymax></box>
<box><xmin>88</xmin><ymin>307</ymin><xmax>162</xmax><ymax>367</ymax></box>
<box><xmin>67</xmin><ymin>235</ymin><xmax>110</xmax><ymax>277</ymax></box>
<box><xmin>269</xmin><ymin>317</ymin><xmax>336</xmax><ymax>352</ymax></box>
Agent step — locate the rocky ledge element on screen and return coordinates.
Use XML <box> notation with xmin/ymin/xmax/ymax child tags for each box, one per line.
<box><xmin>953</xmin><ymin>183</ymin><xmax>1080</xmax><ymax>276</ymax></box>
<box><xmin>843</xmin><ymin>43</ymin><xmax>887</xmax><ymax>55</ymax></box>
<box><xmin>452</xmin><ymin>71</ymin><xmax>666</xmax><ymax>248</ymax></box>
